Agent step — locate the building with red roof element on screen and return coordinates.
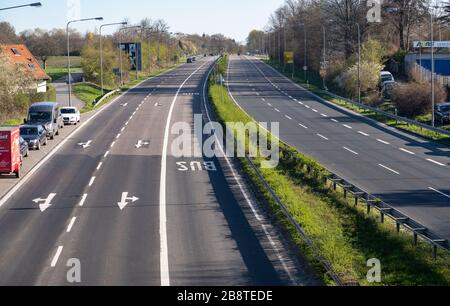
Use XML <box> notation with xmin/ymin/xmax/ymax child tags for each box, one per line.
<box><xmin>1</xmin><ymin>44</ymin><xmax>50</xmax><ymax>93</ymax></box>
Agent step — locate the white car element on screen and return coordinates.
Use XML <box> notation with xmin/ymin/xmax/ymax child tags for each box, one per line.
<box><xmin>60</xmin><ymin>107</ymin><xmax>81</xmax><ymax>125</ymax></box>
<box><xmin>380</xmin><ymin>71</ymin><xmax>395</xmax><ymax>86</ymax></box>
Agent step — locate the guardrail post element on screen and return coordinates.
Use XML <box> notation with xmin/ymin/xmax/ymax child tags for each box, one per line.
<box><xmin>414</xmin><ymin>233</ymin><xmax>418</xmax><ymax>246</ymax></box>
<box><xmin>381</xmin><ymin>212</ymin><xmax>385</xmax><ymax>224</ymax></box>
<box><xmin>354</xmin><ymin>197</ymin><xmax>358</xmax><ymax>206</ymax></box>
<box><xmin>433</xmin><ymin>245</ymin><xmax>437</xmax><ymax>260</ymax></box>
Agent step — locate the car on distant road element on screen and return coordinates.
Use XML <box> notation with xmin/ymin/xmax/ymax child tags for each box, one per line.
<box><xmin>19</xmin><ymin>137</ymin><xmax>29</xmax><ymax>158</ymax></box>
<box><xmin>382</xmin><ymin>81</ymin><xmax>397</xmax><ymax>99</ymax></box>
<box><xmin>25</xmin><ymin>102</ymin><xmax>63</xmax><ymax>140</ymax></box>
<box><xmin>60</xmin><ymin>107</ymin><xmax>80</xmax><ymax>125</ymax></box>
<box><xmin>380</xmin><ymin>71</ymin><xmax>395</xmax><ymax>86</ymax></box>
<box><xmin>435</xmin><ymin>102</ymin><xmax>450</xmax><ymax>125</ymax></box>
<box><xmin>20</xmin><ymin>125</ymin><xmax>47</xmax><ymax>150</ymax></box>
<box><xmin>187</xmin><ymin>57</ymin><xmax>193</xmax><ymax>63</ymax></box>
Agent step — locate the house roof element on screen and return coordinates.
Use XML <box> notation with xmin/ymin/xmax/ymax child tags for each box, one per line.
<box><xmin>1</xmin><ymin>44</ymin><xmax>50</xmax><ymax>81</ymax></box>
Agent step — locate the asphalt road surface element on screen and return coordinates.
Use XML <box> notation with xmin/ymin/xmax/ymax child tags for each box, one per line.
<box><xmin>0</xmin><ymin>57</ymin><xmax>315</xmax><ymax>286</ymax></box>
<box><xmin>228</xmin><ymin>55</ymin><xmax>450</xmax><ymax>243</ymax></box>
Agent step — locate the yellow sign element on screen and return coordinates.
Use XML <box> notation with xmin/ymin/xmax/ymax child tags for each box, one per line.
<box><xmin>284</xmin><ymin>52</ymin><xmax>294</xmax><ymax>64</ymax></box>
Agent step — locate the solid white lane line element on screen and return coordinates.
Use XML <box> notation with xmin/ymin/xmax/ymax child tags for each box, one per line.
<box><xmin>428</xmin><ymin>187</ymin><xmax>450</xmax><ymax>198</ymax></box>
<box><xmin>67</xmin><ymin>217</ymin><xmax>77</xmax><ymax>233</ymax></box>
<box><xmin>358</xmin><ymin>131</ymin><xmax>370</xmax><ymax>137</ymax></box>
<box><xmin>399</xmin><ymin>148</ymin><xmax>415</xmax><ymax>155</ymax></box>
<box><xmin>378</xmin><ymin>164</ymin><xmax>400</xmax><ymax>175</ymax></box>
<box><xmin>343</xmin><ymin>124</ymin><xmax>353</xmax><ymax>129</ymax></box>
<box><xmin>88</xmin><ymin>177</ymin><xmax>96</xmax><ymax>187</ymax></box>
<box><xmin>96</xmin><ymin>162</ymin><xmax>103</xmax><ymax>170</ymax></box>
<box><xmin>121</xmin><ymin>127</ymin><xmax>125</xmax><ymax>132</ymax></box>
<box><xmin>299</xmin><ymin>123</ymin><xmax>308</xmax><ymax>129</ymax></box>
<box><xmin>110</xmin><ymin>141</ymin><xmax>116</xmax><ymax>148</ymax></box>
<box><xmin>427</xmin><ymin>159</ymin><xmax>445</xmax><ymax>166</ymax></box>
<box><xmin>377</xmin><ymin>139</ymin><xmax>390</xmax><ymax>145</ymax></box>
<box><xmin>343</xmin><ymin>147</ymin><xmax>359</xmax><ymax>155</ymax></box>
<box><xmin>285</xmin><ymin>115</ymin><xmax>292</xmax><ymax>120</ymax></box>
<box><xmin>78</xmin><ymin>194</ymin><xmax>88</xmax><ymax>207</ymax></box>
<box><xmin>104</xmin><ymin>151</ymin><xmax>110</xmax><ymax>158</ymax></box>
<box><xmin>160</xmin><ymin>60</ymin><xmax>210</xmax><ymax>287</ymax></box>
<box><xmin>317</xmin><ymin>134</ymin><xmax>329</xmax><ymax>140</ymax></box>
<box><xmin>51</xmin><ymin>246</ymin><xmax>63</xmax><ymax>267</ymax></box>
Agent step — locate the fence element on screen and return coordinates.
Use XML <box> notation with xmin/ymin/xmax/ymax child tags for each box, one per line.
<box><xmin>412</xmin><ymin>63</ymin><xmax>450</xmax><ymax>87</ymax></box>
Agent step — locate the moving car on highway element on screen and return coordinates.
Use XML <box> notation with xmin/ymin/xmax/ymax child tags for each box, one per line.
<box><xmin>25</xmin><ymin>102</ymin><xmax>63</xmax><ymax>140</ymax></box>
<box><xmin>20</xmin><ymin>125</ymin><xmax>48</xmax><ymax>151</ymax></box>
<box><xmin>60</xmin><ymin>107</ymin><xmax>81</xmax><ymax>125</ymax></box>
<box><xmin>435</xmin><ymin>102</ymin><xmax>450</xmax><ymax>125</ymax></box>
<box><xmin>19</xmin><ymin>137</ymin><xmax>29</xmax><ymax>158</ymax></box>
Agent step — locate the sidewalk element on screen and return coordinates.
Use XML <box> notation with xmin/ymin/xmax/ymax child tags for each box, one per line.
<box><xmin>52</xmin><ymin>73</ymin><xmax>85</xmax><ymax>109</ymax></box>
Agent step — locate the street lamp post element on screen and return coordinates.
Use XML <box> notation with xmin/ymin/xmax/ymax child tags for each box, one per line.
<box><xmin>0</xmin><ymin>2</ymin><xmax>41</xmax><ymax>11</ymax></box>
<box><xmin>322</xmin><ymin>25</ymin><xmax>327</xmax><ymax>90</ymax></box>
<box><xmin>299</xmin><ymin>23</ymin><xmax>307</xmax><ymax>84</ymax></box>
<box><xmin>67</xmin><ymin>17</ymin><xmax>103</xmax><ymax>107</ymax></box>
<box><xmin>100</xmin><ymin>22</ymin><xmax>128</xmax><ymax>96</ymax></box>
<box><xmin>431</xmin><ymin>12</ymin><xmax>436</xmax><ymax>127</ymax></box>
<box><xmin>356</xmin><ymin>23</ymin><xmax>361</xmax><ymax>104</ymax></box>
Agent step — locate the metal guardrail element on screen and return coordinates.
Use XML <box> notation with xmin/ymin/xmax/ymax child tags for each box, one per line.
<box><xmin>244</xmin><ymin>156</ymin><xmax>348</xmax><ymax>286</ymax></box>
<box><xmin>313</xmin><ymin>89</ymin><xmax>450</xmax><ymax>138</ymax></box>
<box><xmin>325</xmin><ymin>173</ymin><xmax>449</xmax><ymax>258</ymax></box>
<box><xmin>94</xmin><ymin>89</ymin><xmax>121</xmax><ymax>109</ymax></box>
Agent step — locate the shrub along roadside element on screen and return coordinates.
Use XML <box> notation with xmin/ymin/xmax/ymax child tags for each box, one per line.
<box><xmin>208</xmin><ymin>56</ymin><xmax>450</xmax><ymax>285</ymax></box>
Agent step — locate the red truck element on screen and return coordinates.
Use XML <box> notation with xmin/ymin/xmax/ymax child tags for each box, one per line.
<box><xmin>0</xmin><ymin>127</ymin><xmax>21</xmax><ymax>178</ymax></box>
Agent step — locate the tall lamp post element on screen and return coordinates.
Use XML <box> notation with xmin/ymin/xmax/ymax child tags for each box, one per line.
<box><xmin>67</xmin><ymin>17</ymin><xmax>103</xmax><ymax>107</ymax></box>
<box><xmin>0</xmin><ymin>2</ymin><xmax>41</xmax><ymax>11</ymax></box>
<box><xmin>118</xmin><ymin>26</ymin><xmax>142</xmax><ymax>86</ymax></box>
<box><xmin>100</xmin><ymin>22</ymin><xmax>128</xmax><ymax>96</ymax></box>
<box><xmin>356</xmin><ymin>23</ymin><xmax>361</xmax><ymax>104</ymax></box>
<box><xmin>430</xmin><ymin>10</ymin><xmax>436</xmax><ymax>127</ymax></box>
<box><xmin>299</xmin><ymin>23</ymin><xmax>307</xmax><ymax>84</ymax></box>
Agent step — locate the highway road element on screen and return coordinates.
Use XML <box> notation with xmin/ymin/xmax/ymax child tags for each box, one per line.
<box><xmin>227</xmin><ymin>55</ymin><xmax>450</xmax><ymax>243</ymax></box>
<box><xmin>0</xmin><ymin>56</ymin><xmax>315</xmax><ymax>286</ymax></box>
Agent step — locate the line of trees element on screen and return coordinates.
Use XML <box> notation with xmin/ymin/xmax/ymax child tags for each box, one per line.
<box><xmin>246</xmin><ymin>0</ymin><xmax>450</xmax><ymax>117</ymax></box>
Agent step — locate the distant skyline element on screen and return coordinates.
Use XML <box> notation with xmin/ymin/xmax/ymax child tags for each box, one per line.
<box><xmin>0</xmin><ymin>0</ymin><xmax>286</xmax><ymax>42</ymax></box>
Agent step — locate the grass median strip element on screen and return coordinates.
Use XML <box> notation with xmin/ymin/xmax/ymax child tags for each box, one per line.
<box><xmin>209</xmin><ymin>56</ymin><xmax>450</xmax><ymax>286</ymax></box>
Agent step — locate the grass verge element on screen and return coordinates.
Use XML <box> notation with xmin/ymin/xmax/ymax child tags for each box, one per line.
<box><xmin>45</xmin><ymin>67</ymin><xmax>83</xmax><ymax>81</ymax></box>
<box><xmin>208</xmin><ymin>56</ymin><xmax>450</xmax><ymax>286</ymax></box>
<box><xmin>265</xmin><ymin>60</ymin><xmax>450</xmax><ymax>148</ymax></box>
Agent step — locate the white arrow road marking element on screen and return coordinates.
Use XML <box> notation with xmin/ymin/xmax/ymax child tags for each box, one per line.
<box><xmin>78</xmin><ymin>140</ymin><xmax>92</xmax><ymax>149</ymax></box>
<box><xmin>118</xmin><ymin>192</ymin><xmax>139</xmax><ymax>210</ymax></box>
<box><xmin>120</xmin><ymin>103</ymin><xmax>128</xmax><ymax>107</ymax></box>
<box><xmin>135</xmin><ymin>140</ymin><xmax>150</xmax><ymax>148</ymax></box>
<box><xmin>33</xmin><ymin>193</ymin><xmax>56</xmax><ymax>212</ymax></box>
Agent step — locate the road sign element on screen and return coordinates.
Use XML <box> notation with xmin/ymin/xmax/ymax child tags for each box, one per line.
<box><xmin>413</xmin><ymin>41</ymin><xmax>450</xmax><ymax>48</ymax></box>
<box><xmin>284</xmin><ymin>52</ymin><xmax>294</xmax><ymax>64</ymax></box>
<box><xmin>118</xmin><ymin>192</ymin><xmax>139</xmax><ymax>210</ymax></box>
<box><xmin>33</xmin><ymin>193</ymin><xmax>56</xmax><ymax>212</ymax></box>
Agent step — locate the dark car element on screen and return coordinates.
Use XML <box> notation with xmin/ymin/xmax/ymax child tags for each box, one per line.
<box><xmin>25</xmin><ymin>102</ymin><xmax>63</xmax><ymax>140</ymax></box>
<box><xmin>435</xmin><ymin>103</ymin><xmax>450</xmax><ymax>125</ymax></box>
<box><xmin>187</xmin><ymin>57</ymin><xmax>193</xmax><ymax>63</ymax></box>
<box><xmin>20</xmin><ymin>125</ymin><xmax>48</xmax><ymax>150</ymax></box>
<box><xmin>20</xmin><ymin>137</ymin><xmax>29</xmax><ymax>158</ymax></box>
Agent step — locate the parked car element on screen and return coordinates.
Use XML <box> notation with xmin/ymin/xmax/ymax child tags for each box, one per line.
<box><xmin>380</xmin><ymin>71</ymin><xmax>395</xmax><ymax>86</ymax></box>
<box><xmin>20</xmin><ymin>137</ymin><xmax>29</xmax><ymax>158</ymax></box>
<box><xmin>25</xmin><ymin>102</ymin><xmax>63</xmax><ymax>140</ymax></box>
<box><xmin>60</xmin><ymin>107</ymin><xmax>81</xmax><ymax>125</ymax></box>
<box><xmin>187</xmin><ymin>57</ymin><xmax>193</xmax><ymax>63</ymax></box>
<box><xmin>382</xmin><ymin>81</ymin><xmax>397</xmax><ymax>99</ymax></box>
<box><xmin>435</xmin><ymin>102</ymin><xmax>450</xmax><ymax>125</ymax></box>
<box><xmin>20</xmin><ymin>125</ymin><xmax>48</xmax><ymax>150</ymax></box>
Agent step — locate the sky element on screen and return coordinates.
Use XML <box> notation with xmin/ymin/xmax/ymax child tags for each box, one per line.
<box><xmin>0</xmin><ymin>0</ymin><xmax>286</xmax><ymax>42</ymax></box>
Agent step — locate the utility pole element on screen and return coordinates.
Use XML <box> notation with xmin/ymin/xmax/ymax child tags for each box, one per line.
<box><xmin>356</xmin><ymin>23</ymin><xmax>361</xmax><ymax>104</ymax></box>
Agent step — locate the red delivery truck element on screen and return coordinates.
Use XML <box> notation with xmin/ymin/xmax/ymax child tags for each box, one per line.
<box><xmin>0</xmin><ymin>127</ymin><xmax>21</xmax><ymax>178</ymax></box>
